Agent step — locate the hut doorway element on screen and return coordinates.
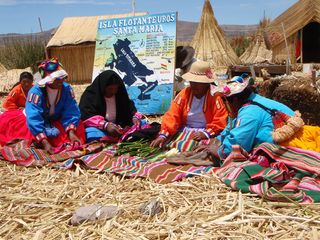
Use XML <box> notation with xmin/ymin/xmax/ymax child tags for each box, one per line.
<box><xmin>303</xmin><ymin>22</ymin><xmax>320</xmax><ymax>63</ymax></box>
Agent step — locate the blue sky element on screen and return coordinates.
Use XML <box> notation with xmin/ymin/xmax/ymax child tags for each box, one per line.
<box><xmin>0</xmin><ymin>0</ymin><xmax>297</xmax><ymax>34</ymax></box>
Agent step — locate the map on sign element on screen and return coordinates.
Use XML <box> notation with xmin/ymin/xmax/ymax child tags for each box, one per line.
<box><xmin>93</xmin><ymin>12</ymin><xmax>177</xmax><ymax>114</ymax></box>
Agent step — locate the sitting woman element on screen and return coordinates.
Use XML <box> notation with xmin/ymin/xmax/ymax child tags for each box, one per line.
<box><xmin>150</xmin><ymin>61</ymin><xmax>228</xmax><ymax>151</ymax></box>
<box><xmin>2</xmin><ymin>71</ymin><xmax>33</xmax><ymax>110</ymax></box>
<box><xmin>197</xmin><ymin>77</ymin><xmax>319</xmax><ymax>162</ymax></box>
<box><xmin>0</xmin><ymin>58</ymin><xmax>86</xmax><ymax>154</ymax></box>
<box><xmin>79</xmin><ymin>70</ymin><xmax>141</xmax><ymax>142</ymax></box>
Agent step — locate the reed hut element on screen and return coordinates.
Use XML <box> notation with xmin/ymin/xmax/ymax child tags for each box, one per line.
<box><xmin>240</xmin><ymin>34</ymin><xmax>273</xmax><ymax>64</ymax></box>
<box><xmin>265</xmin><ymin>0</ymin><xmax>320</xmax><ymax>64</ymax></box>
<box><xmin>191</xmin><ymin>0</ymin><xmax>241</xmax><ymax>67</ymax></box>
<box><xmin>47</xmin><ymin>13</ymin><xmax>146</xmax><ymax>84</ymax></box>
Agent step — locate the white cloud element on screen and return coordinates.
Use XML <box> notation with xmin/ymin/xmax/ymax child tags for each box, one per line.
<box><xmin>239</xmin><ymin>3</ymin><xmax>250</xmax><ymax>8</ymax></box>
<box><xmin>0</xmin><ymin>0</ymin><xmax>116</xmax><ymax>5</ymax></box>
<box><xmin>0</xmin><ymin>0</ymin><xmax>17</xmax><ymax>5</ymax></box>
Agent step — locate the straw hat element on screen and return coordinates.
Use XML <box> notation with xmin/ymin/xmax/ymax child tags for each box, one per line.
<box><xmin>36</xmin><ymin>58</ymin><xmax>68</xmax><ymax>86</ymax></box>
<box><xmin>176</xmin><ymin>46</ymin><xmax>195</xmax><ymax>69</ymax></box>
<box><xmin>182</xmin><ymin>61</ymin><xmax>215</xmax><ymax>83</ymax></box>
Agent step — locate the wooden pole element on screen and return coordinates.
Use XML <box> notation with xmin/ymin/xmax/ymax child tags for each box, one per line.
<box><xmin>250</xmin><ymin>65</ymin><xmax>256</xmax><ymax>81</ymax></box>
<box><xmin>38</xmin><ymin>17</ymin><xmax>43</xmax><ymax>32</ymax></box>
<box><xmin>132</xmin><ymin>0</ymin><xmax>136</xmax><ymax>16</ymax></box>
<box><xmin>301</xmin><ymin>28</ymin><xmax>303</xmax><ymax>64</ymax></box>
<box><xmin>38</xmin><ymin>17</ymin><xmax>48</xmax><ymax>59</ymax></box>
<box><xmin>281</xmin><ymin>22</ymin><xmax>291</xmax><ymax>75</ymax></box>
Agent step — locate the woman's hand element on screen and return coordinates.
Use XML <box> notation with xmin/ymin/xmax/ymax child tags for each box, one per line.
<box><xmin>194</xmin><ymin>143</ymin><xmax>220</xmax><ymax>161</ymax></box>
<box><xmin>132</xmin><ymin>117</ymin><xmax>141</xmax><ymax>126</ymax></box>
<box><xmin>69</xmin><ymin>130</ymin><xmax>81</xmax><ymax>144</ymax></box>
<box><xmin>150</xmin><ymin>137</ymin><xmax>166</xmax><ymax>148</ymax></box>
<box><xmin>106</xmin><ymin>123</ymin><xmax>122</xmax><ymax>137</ymax></box>
<box><xmin>42</xmin><ymin>139</ymin><xmax>54</xmax><ymax>155</ymax></box>
<box><xmin>191</xmin><ymin>131</ymin><xmax>207</xmax><ymax>141</ymax></box>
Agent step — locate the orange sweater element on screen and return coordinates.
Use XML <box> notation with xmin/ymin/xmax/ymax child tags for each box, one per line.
<box><xmin>3</xmin><ymin>84</ymin><xmax>27</xmax><ymax>110</ymax></box>
<box><xmin>160</xmin><ymin>87</ymin><xmax>228</xmax><ymax>138</ymax></box>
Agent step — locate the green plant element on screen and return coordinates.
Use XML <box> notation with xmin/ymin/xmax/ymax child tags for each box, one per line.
<box><xmin>230</xmin><ymin>35</ymin><xmax>253</xmax><ymax>57</ymax></box>
<box><xmin>0</xmin><ymin>36</ymin><xmax>46</xmax><ymax>71</ymax></box>
<box><xmin>117</xmin><ymin>140</ymin><xmax>163</xmax><ymax>158</ymax></box>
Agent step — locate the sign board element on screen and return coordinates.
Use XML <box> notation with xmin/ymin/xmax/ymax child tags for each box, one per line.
<box><xmin>93</xmin><ymin>12</ymin><xmax>177</xmax><ymax>114</ymax></box>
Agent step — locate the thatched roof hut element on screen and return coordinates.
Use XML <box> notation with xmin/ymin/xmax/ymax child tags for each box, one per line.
<box><xmin>240</xmin><ymin>34</ymin><xmax>273</xmax><ymax>64</ymax></box>
<box><xmin>47</xmin><ymin>13</ymin><xmax>146</xmax><ymax>84</ymax></box>
<box><xmin>265</xmin><ymin>0</ymin><xmax>320</xmax><ymax>64</ymax></box>
<box><xmin>191</xmin><ymin>0</ymin><xmax>241</xmax><ymax>67</ymax></box>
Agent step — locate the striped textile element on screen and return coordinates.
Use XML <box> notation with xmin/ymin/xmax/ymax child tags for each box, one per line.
<box><xmin>0</xmin><ymin>140</ymin><xmax>104</xmax><ymax>169</ymax></box>
<box><xmin>215</xmin><ymin>143</ymin><xmax>320</xmax><ymax>204</ymax></box>
<box><xmin>166</xmin><ymin>129</ymin><xmax>211</xmax><ymax>152</ymax></box>
<box><xmin>3</xmin><ymin>138</ymin><xmax>319</xmax><ymax>201</ymax></box>
<box><xmin>80</xmin><ymin>146</ymin><xmax>215</xmax><ymax>184</ymax></box>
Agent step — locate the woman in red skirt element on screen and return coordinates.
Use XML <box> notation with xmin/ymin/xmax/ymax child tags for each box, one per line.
<box><xmin>0</xmin><ymin>58</ymin><xmax>85</xmax><ymax>154</ymax></box>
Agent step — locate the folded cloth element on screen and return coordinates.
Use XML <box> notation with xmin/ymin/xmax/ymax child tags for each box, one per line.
<box><xmin>53</xmin><ymin>141</ymin><xmax>82</xmax><ymax>154</ymax></box>
<box><xmin>166</xmin><ymin>151</ymin><xmax>216</xmax><ymax>166</ymax></box>
<box><xmin>122</xmin><ymin>122</ymin><xmax>161</xmax><ymax>142</ymax></box>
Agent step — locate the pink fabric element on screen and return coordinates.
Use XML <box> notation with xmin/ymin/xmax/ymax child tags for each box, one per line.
<box><xmin>53</xmin><ymin>141</ymin><xmax>82</xmax><ymax>154</ymax></box>
<box><xmin>134</xmin><ymin>112</ymin><xmax>143</xmax><ymax>119</ymax></box>
<box><xmin>119</xmin><ymin>125</ymin><xmax>141</xmax><ymax>142</ymax></box>
<box><xmin>83</xmin><ymin>116</ymin><xmax>106</xmax><ymax>130</ymax></box>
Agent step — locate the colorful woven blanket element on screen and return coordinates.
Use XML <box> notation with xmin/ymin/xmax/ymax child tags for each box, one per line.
<box><xmin>0</xmin><ymin>140</ymin><xmax>215</xmax><ymax>184</ymax></box>
<box><xmin>166</xmin><ymin>129</ymin><xmax>211</xmax><ymax>152</ymax></box>
<box><xmin>81</xmin><ymin>149</ymin><xmax>215</xmax><ymax>184</ymax></box>
<box><xmin>215</xmin><ymin>143</ymin><xmax>320</xmax><ymax>204</ymax></box>
<box><xmin>0</xmin><ymin>140</ymin><xmax>104</xmax><ymax>169</ymax></box>
<box><xmin>1</xmin><ymin>139</ymin><xmax>320</xmax><ymax>203</ymax></box>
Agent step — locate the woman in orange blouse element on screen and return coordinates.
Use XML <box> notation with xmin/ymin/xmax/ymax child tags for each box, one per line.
<box><xmin>151</xmin><ymin>61</ymin><xmax>228</xmax><ymax>149</ymax></box>
<box><xmin>3</xmin><ymin>71</ymin><xmax>33</xmax><ymax>111</ymax></box>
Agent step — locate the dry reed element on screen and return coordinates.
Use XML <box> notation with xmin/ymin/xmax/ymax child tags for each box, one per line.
<box><xmin>0</xmin><ymin>161</ymin><xmax>319</xmax><ymax>239</ymax></box>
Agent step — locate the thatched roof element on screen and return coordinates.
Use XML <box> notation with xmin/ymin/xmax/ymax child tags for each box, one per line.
<box><xmin>240</xmin><ymin>34</ymin><xmax>273</xmax><ymax>64</ymax></box>
<box><xmin>191</xmin><ymin>0</ymin><xmax>241</xmax><ymax>67</ymax></box>
<box><xmin>47</xmin><ymin>12</ymin><xmax>147</xmax><ymax>48</ymax></box>
<box><xmin>265</xmin><ymin>0</ymin><xmax>320</xmax><ymax>48</ymax></box>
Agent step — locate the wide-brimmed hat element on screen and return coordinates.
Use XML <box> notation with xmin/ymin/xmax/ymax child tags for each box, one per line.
<box><xmin>182</xmin><ymin>61</ymin><xmax>215</xmax><ymax>83</ymax></box>
<box><xmin>212</xmin><ymin>76</ymin><xmax>249</xmax><ymax>97</ymax></box>
<box><xmin>176</xmin><ymin>46</ymin><xmax>195</xmax><ymax>69</ymax></box>
<box><xmin>37</xmin><ymin>58</ymin><xmax>68</xmax><ymax>86</ymax></box>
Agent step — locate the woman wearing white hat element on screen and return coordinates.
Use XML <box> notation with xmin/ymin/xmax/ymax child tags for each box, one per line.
<box><xmin>195</xmin><ymin>77</ymin><xmax>313</xmax><ymax>162</ymax></box>
<box><xmin>0</xmin><ymin>58</ymin><xmax>86</xmax><ymax>154</ymax></box>
<box><xmin>150</xmin><ymin>61</ymin><xmax>228</xmax><ymax>150</ymax></box>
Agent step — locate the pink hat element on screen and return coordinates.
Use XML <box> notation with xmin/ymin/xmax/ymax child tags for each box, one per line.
<box><xmin>212</xmin><ymin>76</ymin><xmax>249</xmax><ymax>97</ymax></box>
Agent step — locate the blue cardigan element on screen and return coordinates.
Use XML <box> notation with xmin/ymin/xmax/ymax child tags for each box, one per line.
<box><xmin>25</xmin><ymin>82</ymin><xmax>80</xmax><ymax>142</ymax></box>
<box><xmin>217</xmin><ymin>93</ymin><xmax>295</xmax><ymax>158</ymax></box>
